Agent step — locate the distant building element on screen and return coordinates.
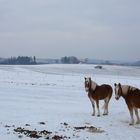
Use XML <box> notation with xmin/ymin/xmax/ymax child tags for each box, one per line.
<box><xmin>94</xmin><ymin>65</ymin><xmax>103</xmax><ymax>69</ymax></box>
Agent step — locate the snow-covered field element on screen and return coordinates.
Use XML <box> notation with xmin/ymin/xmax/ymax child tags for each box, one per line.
<box><xmin>0</xmin><ymin>64</ymin><xmax>140</xmax><ymax>140</ymax></box>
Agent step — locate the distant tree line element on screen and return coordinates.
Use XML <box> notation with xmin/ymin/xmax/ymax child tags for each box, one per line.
<box><xmin>0</xmin><ymin>56</ymin><xmax>37</xmax><ymax>65</ymax></box>
<box><xmin>61</xmin><ymin>56</ymin><xmax>79</xmax><ymax>64</ymax></box>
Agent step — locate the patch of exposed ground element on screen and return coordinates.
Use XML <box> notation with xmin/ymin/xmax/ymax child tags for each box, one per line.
<box><xmin>3</xmin><ymin>122</ymin><xmax>104</xmax><ymax>139</ymax></box>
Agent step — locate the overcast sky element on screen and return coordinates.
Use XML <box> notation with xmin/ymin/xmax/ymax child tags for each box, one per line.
<box><xmin>0</xmin><ymin>0</ymin><xmax>140</xmax><ymax>61</ymax></box>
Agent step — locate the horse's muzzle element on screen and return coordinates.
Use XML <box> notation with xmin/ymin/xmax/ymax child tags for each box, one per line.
<box><xmin>115</xmin><ymin>97</ymin><xmax>119</xmax><ymax>100</ymax></box>
<box><xmin>85</xmin><ymin>88</ymin><xmax>89</xmax><ymax>92</ymax></box>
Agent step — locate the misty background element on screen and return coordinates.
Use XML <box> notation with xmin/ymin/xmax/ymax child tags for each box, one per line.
<box><xmin>0</xmin><ymin>0</ymin><xmax>140</xmax><ymax>61</ymax></box>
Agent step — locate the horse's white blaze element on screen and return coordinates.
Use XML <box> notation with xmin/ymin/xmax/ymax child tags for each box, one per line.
<box><xmin>115</xmin><ymin>86</ymin><xmax>120</xmax><ymax>98</ymax></box>
<box><xmin>85</xmin><ymin>78</ymin><xmax>90</xmax><ymax>92</ymax></box>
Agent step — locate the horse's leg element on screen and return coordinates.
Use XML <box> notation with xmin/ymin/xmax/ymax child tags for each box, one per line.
<box><xmin>129</xmin><ymin>109</ymin><xmax>134</xmax><ymax>125</ymax></box>
<box><xmin>127</xmin><ymin>104</ymin><xmax>134</xmax><ymax>125</ymax></box>
<box><xmin>104</xmin><ymin>93</ymin><xmax>112</xmax><ymax>115</ymax></box>
<box><xmin>103</xmin><ymin>89</ymin><xmax>112</xmax><ymax>115</ymax></box>
<box><xmin>103</xmin><ymin>97</ymin><xmax>109</xmax><ymax>115</ymax></box>
<box><xmin>89</xmin><ymin>97</ymin><xmax>95</xmax><ymax>116</ymax></box>
<box><xmin>95</xmin><ymin>99</ymin><xmax>100</xmax><ymax>117</ymax></box>
<box><xmin>134</xmin><ymin>108</ymin><xmax>140</xmax><ymax>124</ymax></box>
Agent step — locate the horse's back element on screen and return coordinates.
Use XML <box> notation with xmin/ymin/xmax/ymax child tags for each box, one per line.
<box><xmin>129</xmin><ymin>89</ymin><xmax>140</xmax><ymax>108</ymax></box>
<box><xmin>101</xmin><ymin>84</ymin><xmax>113</xmax><ymax>93</ymax></box>
<box><xmin>93</xmin><ymin>84</ymin><xmax>112</xmax><ymax>100</ymax></box>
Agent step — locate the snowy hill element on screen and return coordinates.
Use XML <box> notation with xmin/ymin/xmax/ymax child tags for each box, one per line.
<box><xmin>0</xmin><ymin>64</ymin><xmax>140</xmax><ymax>140</ymax></box>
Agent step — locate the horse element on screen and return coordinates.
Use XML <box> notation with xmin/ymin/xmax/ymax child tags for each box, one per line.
<box><xmin>114</xmin><ymin>83</ymin><xmax>140</xmax><ymax>125</ymax></box>
<box><xmin>84</xmin><ymin>77</ymin><xmax>112</xmax><ymax>116</ymax></box>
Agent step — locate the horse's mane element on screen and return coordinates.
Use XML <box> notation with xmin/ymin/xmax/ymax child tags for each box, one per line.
<box><xmin>129</xmin><ymin>86</ymin><xmax>138</xmax><ymax>91</ymax></box>
<box><xmin>121</xmin><ymin>85</ymin><xmax>138</xmax><ymax>95</ymax></box>
<box><xmin>91</xmin><ymin>80</ymin><xmax>98</xmax><ymax>91</ymax></box>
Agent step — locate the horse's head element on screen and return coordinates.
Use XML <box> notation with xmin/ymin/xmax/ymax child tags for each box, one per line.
<box><xmin>84</xmin><ymin>77</ymin><xmax>92</xmax><ymax>92</ymax></box>
<box><xmin>114</xmin><ymin>83</ymin><xmax>122</xmax><ymax>100</ymax></box>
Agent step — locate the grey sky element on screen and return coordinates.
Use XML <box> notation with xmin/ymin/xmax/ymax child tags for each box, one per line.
<box><xmin>0</xmin><ymin>0</ymin><xmax>140</xmax><ymax>61</ymax></box>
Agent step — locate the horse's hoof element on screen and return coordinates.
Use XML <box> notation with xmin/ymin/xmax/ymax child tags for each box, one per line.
<box><xmin>129</xmin><ymin>123</ymin><xmax>134</xmax><ymax>125</ymax></box>
<box><xmin>92</xmin><ymin>114</ymin><xmax>95</xmax><ymax>116</ymax></box>
<box><xmin>136</xmin><ymin>121</ymin><xmax>140</xmax><ymax>124</ymax></box>
<box><xmin>103</xmin><ymin>113</ymin><xmax>108</xmax><ymax>116</ymax></box>
<box><xmin>97</xmin><ymin>115</ymin><xmax>100</xmax><ymax>117</ymax></box>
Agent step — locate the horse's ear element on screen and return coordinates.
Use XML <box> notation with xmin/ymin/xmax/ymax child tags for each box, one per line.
<box><xmin>89</xmin><ymin>77</ymin><xmax>91</xmax><ymax>81</ymax></box>
<box><xmin>118</xmin><ymin>83</ymin><xmax>121</xmax><ymax>86</ymax></box>
<box><xmin>114</xmin><ymin>83</ymin><xmax>117</xmax><ymax>87</ymax></box>
<box><xmin>84</xmin><ymin>77</ymin><xmax>86</xmax><ymax>80</ymax></box>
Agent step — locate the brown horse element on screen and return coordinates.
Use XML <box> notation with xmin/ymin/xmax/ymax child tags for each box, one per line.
<box><xmin>84</xmin><ymin>77</ymin><xmax>112</xmax><ymax>116</ymax></box>
<box><xmin>114</xmin><ymin>83</ymin><xmax>140</xmax><ymax>125</ymax></box>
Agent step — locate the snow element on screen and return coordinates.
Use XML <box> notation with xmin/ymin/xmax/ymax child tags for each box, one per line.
<box><xmin>0</xmin><ymin>64</ymin><xmax>140</xmax><ymax>140</ymax></box>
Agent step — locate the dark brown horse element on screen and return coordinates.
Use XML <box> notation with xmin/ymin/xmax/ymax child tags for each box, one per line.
<box><xmin>114</xmin><ymin>83</ymin><xmax>140</xmax><ymax>125</ymax></box>
<box><xmin>84</xmin><ymin>77</ymin><xmax>112</xmax><ymax>116</ymax></box>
